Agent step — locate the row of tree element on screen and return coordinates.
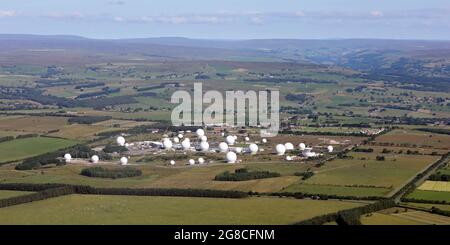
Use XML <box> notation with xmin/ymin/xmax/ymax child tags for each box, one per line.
<box><xmin>0</xmin><ymin>186</ymin><xmax>75</xmax><ymax>208</ymax></box>
<box><xmin>81</xmin><ymin>167</ymin><xmax>142</xmax><ymax>179</ymax></box>
<box><xmin>68</xmin><ymin>116</ymin><xmax>112</xmax><ymax>125</ymax></box>
<box><xmin>293</xmin><ymin>199</ymin><xmax>396</xmax><ymax>225</ymax></box>
<box><xmin>214</xmin><ymin>168</ymin><xmax>281</xmax><ymax>181</ymax></box>
<box><xmin>15</xmin><ymin>144</ymin><xmax>111</xmax><ymax>170</ymax></box>
<box><xmin>0</xmin><ymin>183</ymin><xmax>249</xmax><ymax>199</ymax></box>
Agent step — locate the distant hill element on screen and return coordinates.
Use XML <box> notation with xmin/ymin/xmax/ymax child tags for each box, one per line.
<box><xmin>0</xmin><ymin>34</ymin><xmax>449</xmax><ymax>90</ymax></box>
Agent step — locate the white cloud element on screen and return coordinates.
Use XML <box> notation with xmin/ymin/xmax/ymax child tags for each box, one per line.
<box><xmin>250</xmin><ymin>16</ymin><xmax>264</xmax><ymax>25</ymax></box>
<box><xmin>0</xmin><ymin>10</ymin><xmax>16</xmax><ymax>17</ymax></box>
<box><xmin>295</xmin><ymin>11</ymin><xmax>305</xmax><ymax>17</ymax></box>
<box><xmin>370</xmin><ymin>11</ymin><xmax>384</xmax><ymax>18</ymax></box>
<box><xmin>114</xmin><ymin>16</ymin><xmax>124</xmax><ymax>22</ymax></box>
<box><xmin>108</xmin><ymin>0</ymin><xmax>125</xmax><ymax>5</ymax></box>
<box><xmin>44</xmin><ymin>11</ymin><xmax>84</xmax><ymax>19</ymax></box>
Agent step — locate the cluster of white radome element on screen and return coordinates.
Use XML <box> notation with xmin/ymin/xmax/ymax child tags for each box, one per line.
<box><xmin>64</xmin><ymin>136</ymin><xmax>129</xmax><ymax>166</ymax></box>
<box><xmin>275</xmin><ymin>142</ymin><xmax>334</xmax><ymax>161</ymax></box>
<box><xmin>63</xmin><ymin>129</ymin><xmax>335</xmax><ymax>166</ymax></box>
<box><xmin>163</xmin><ymin>129</ymin><xmax>261</xmax><ymax>165</ymax></box>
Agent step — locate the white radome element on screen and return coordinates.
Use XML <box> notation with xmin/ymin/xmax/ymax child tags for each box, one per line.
<box><xmin>233</xmin><ymin>135</ymin><xmax>238</xmax><ymax>140</ymax></box>
<box><xmin>91</xmin><ymin>155</ymin><xmax>99</xmax><ymax>163</ymax></box>
<box><xmin>116</xmin><ymin>136</ymin><xmax>125</xmax><ymax>146</ymax></box>
<box><xmin>169</xmin><ymin>160</ymin><xmax>175</xmax><ymax>166</ymax></box>
<box><xmin>163</xmin><ymin>138</ymin><xmax>173</xmax><ymax>150</ymax></box>
<box><xmin>327</xmin><ymin>145</ymin><xmax>334</xmax><ymax>153</ymax></box>
<box><xmin>64</xmin><ymin>153</ymin><xmax>72</xmax><ymax>162</ymax></box>
<box><xmin>285</xmin><ymin>142</ymin><xmax>294</xmax><ymax>150</ymax></box>
<box><xmin>262</xmin><ymin>138</ymin><xmax>267</xmax><ymax>143</ymax></box>
<box><xmin>198</xmin><ymin>157</ymin><xmax>205</xmax><ymax>164</ymax></box>
<box><xmin>218</xmin><ymin>142</ymin><xmax>229</xmax><ymax>152</ymax></box>
<box><xmin>181</xmin><ymin>139</ymin><xmax>191</xmax><ymax>150</ymax></box>
<box><xmin>173</xmin><ymin>137</ymin><xmax>180</xmax><ymax>143</ymax></box>
<box><xmin>200</xmin><ymin>141</ymin><xmax>210</xmax><ymax>151</ymax></box>
<box><xmin>286</xmin><ymin>156</ymin><xmax>292</xmax><ymax>161</ymax></box>
<box><xmin>178</xmin><ymin>134</ymin><xmax>183</xmax><ymax>139</ymax></box>
<box><xmin>200</xmin><ymin>135</ymin><xmax>208</xmax><ymax>142</ymax></box>
<box><xmin>120</xmin><ymin>157</ymin><xmax>128</xmax><ymax>165</ymax></box>
<box><xmin>234</xmin><ymin>147</ymin><xmax>243</xmax><ymax>154</ymax></box>
<box><xmin>226</xmin><ymin>151</ymin><xmax>237</xmax><ymax>163</ymax></box>
<box><xmin>249</xmin><ymin>143</ymin><xmax>259</xmax><ymax>154</ymax></box>
<box><xmin>226</xmin><ymin>135</ymin><xmax>235</xmax><ymax>145</ymax></box>
<box><xmin>245</xmin><ymin>137</ymin><xmax>250</xmax><ymax>142</ymax></box>
<box><xmin>196</xmin><ymin>128</ymin><xmax>205</xmax><ymax>137</ymax></box>
<box><xmin>276</xmin><ymin>144</ymin><xmax>286</xmax><ymax>155</ymax></box>
<box><xmin>299</xmin><ymin>143</ymin><xmax>306</xmax><ymax>151</ymax></box>
<box><xmin>188</xmin><ymin>159</ymin><xmax>195</xmax><ymax>165</ymax></box>
<box><xmin>221</xmin><ymin>132</ymin><xmax>225</xmax><ymax>137</ymax></box>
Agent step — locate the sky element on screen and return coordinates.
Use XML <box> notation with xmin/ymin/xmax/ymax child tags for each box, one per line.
<box><xmin>1</xmin><ymin>0</ymin><xmax>450</xmax><ymax>40</ymax></box>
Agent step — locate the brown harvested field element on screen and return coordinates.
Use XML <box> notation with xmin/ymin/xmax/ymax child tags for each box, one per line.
<box><xmin>374</xmin><ymin>129</ymin><xmax>450</xmax><ymax>150</ymax></box>
<box><xmin>362</xmin><ymin>207</ymin><xmax>450</xmax><ymax>225</ymax></box>
<box><xmin>0</xmin><ymin>115</ymin><xmax>68</xmax><ymax>133</ymax></box>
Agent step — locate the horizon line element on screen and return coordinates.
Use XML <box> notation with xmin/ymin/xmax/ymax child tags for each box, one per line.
<box><xmin>1</xmin><ymin>33</ymin><xmax>450</xmax><ymax>42</ymax></box>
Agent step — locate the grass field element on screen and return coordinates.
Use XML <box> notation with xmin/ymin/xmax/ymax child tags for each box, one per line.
<box><xmin>0</xmin><ymin>116</ymin><xmax>68</xmax><ymax>133</ymax></box>
<box><xmin>0</xmin><ymin>137</ymin><xmax>77</xmax><ymax>163</ymax></box>
<box><xmin>418</xmin><ymin>181</ymin><xmax>450</xmax><ymax>192</ymax></box>
<box><xmin>0</xmin><ymin>195</ymin><xmax>364</xmax><ymax>224</ymax></box>
<box><xmin>0</xmin><ymin>190</ymin><xmax>32</xmax><ymax>199</ymax></box>
<box><xmin>303</xmin><ymin>153</ymin><xmax>439</xmax><ymax>191</ymax></box>
<box><xmin>406</xmin><ymin>190</ymin><xmax>450</xmax><ymax>202</ymax></box>
<box><xmin>374</xmin><ymin>129</ymin><xmax>450</xmax><ymax>150</ymax></box>
<box><xmin>47</xmin><ymin>124</ymin><xmax>113</xmax><ymax>140</ymax></box>
<box><xmin>281</xmin><ymin>183</ymin><xmax>391</xmax><ymax>197</ymax></box>
<box><xmin>0</xmin><ymin>162</ymin><xmax>299</xmax><ymax>192</ymax></box>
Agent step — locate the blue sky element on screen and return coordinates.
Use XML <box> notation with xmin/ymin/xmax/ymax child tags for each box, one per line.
<box><xmin>1</xmin><ymin>0</ymin><xmax>449</xmax><ymax>39</ymax></box>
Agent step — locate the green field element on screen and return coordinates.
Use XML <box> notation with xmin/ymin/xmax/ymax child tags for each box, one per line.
<box><xmin>282</xmin><ymin>183</ymin><xmax>391</xmax><ymax>197</ymax></box>
<box><xmin>406</xmin><ymin>190</ymin><xmax>450</xmax><ymax>202</ymax></box>
<box><xmin>304</xmin><ymin>153</ymin><xmax>439</xmax><ymax>190</ymax></box>
<box><xmin>0</xmin><ymin>190</ymin><xmax>33</xmax><ymax>199</ymax></box>
<box><xmin>0</xmin><ymin>137</ymin><xmax>77</xmax><ymax>163</ymax></box>
<box><xmin>0</xmin><ymin>195</ymin><xmax>364</xmax><ymax>224</ymax></box>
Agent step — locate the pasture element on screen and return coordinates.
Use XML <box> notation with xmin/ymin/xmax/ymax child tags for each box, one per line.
<box><xmin>374</xmin><ymin>129</ymin><xmax>450</xmax><ymax>150</ymax></box>
<box><xmin>0</xmin><ymin>195</ymin><xmax>364</xmax><ymax>224</ymax></box>
<box><xmin>407</xmin><ymin>190</ymin><xmax>450</xmax><ymax>202</ymax></box>
<box><xmin>303</xmin><ymin>153</ymin><xmax>439</xmax><ymax>191</ymax></box>
<box><xmin>281</xmin><ymin>183</ymin><xmax>391</xmax><ymax>197</ymax></box>
<box><xmin>0</xmin><ymin>190</ymin><xmax>32</xmax><ymax>199</ymax></box>
<box><xmin>0</xmin><ymin>137</ymin><xmax>77</xmax><ymax>163</ymax></box>
<box><xmin>0</xmin><ymin>116</ymin><xmax>68</xmax><ymax>134</ymax></box>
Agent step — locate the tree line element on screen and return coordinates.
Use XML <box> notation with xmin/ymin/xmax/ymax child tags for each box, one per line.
<box><xmin>214</xmin><ymin>168</ymin><xmax>281</xmax><ymax>181</ymax></box>
<box><xmin>293</xmin><ymin>199</ymin><xmax>396</xmax><ymax>225</ymax></box>
<box><xmin>15</xmin><ymin>144</ymin><xmax>111</xmax><ymax>170</ymax></box>
<box><xmin>81</xmin><ymin>167</ymin><xmax>142</xmax><ymax>179</ymax></box>
<box><xmin>68</xmin><ymin>116</ymin><xmax>112</xmax><ymax>125</ymax></box>
<box><xmin>0</xmin><ymin>186</ymin><xmax>75</xmax><ymax>208</ymax></box>
<box><xmin>0</xmin><ymin>183</ymin><xmax>249</xmax><ymax>199</ymax></box>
